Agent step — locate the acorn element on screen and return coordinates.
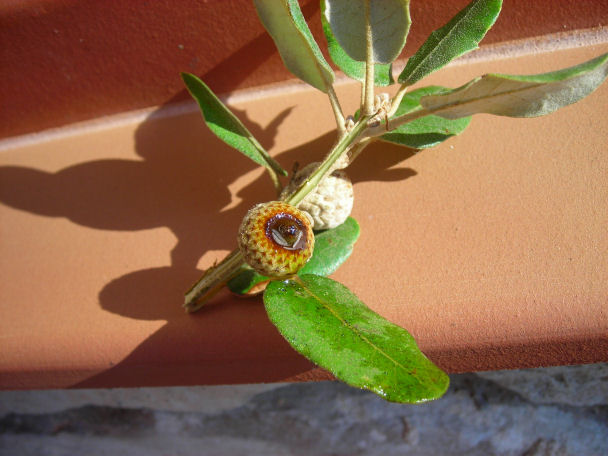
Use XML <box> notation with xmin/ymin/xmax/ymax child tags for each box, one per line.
<box><xmin>281</xmin><ymin>162</ymin><xmax>354</xmax><ymax>230</ymax></box>
<box><xmin>237</xmin><ymin>201</ymin><xmax>315</xmax><ymax>278</ymax></box>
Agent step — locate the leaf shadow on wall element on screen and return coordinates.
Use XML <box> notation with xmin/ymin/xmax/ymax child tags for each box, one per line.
<box><xmin>0</xmin><ymin>98</ymin><xmax>419</xmax><ymax>388</ymax></box>
<box><xmin>76</xmin><ymin>124</ymin><xmax>419</xmax><ymax>388</ymax></box>
<box><xmin>74</xmin><ymin>104</ymin><xmax>321</xmax><ymax>388</ymax></box>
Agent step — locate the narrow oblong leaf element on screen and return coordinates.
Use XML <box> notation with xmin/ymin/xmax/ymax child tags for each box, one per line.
<box><xmin>420</xmin><ymin>53</ymin><xmax>608</xmax><ymax>119</ymax></box>
<box><xmin>321</xmin><ymin>0</ymin><xmax>394</xmax><ymax>86</ymax></box>
<box><xmin>382</xmin><ymin>86</ymin><xmax>471</xmax><ymax>149</ymax></box>
<box><xmin>228</xmin><ymin>217</ymin><xmax>360</xmax><ymax>295</ymax></box>
<box><xmin>264</xmin><ymin>275</ymin><xmax>449</xmax><ymax>403</ymax></box>
<box><xmin>254</xmin><ymin>0</ymin><xmax>334</xmax><ymax>92</ymax></box>
<box><xmin>398</xmin><ymin>0</ymin><xmax>502</xmax><ymax>85</ymax></box>
<box><xmin>182</xmin><ymin>73</ymin><xmax>287</xmax><ymax>176</ymax></box>
<box><xmin>324</xmin><ymin>0</ymin><xmax>411</xmax><ymax>64</ymax></box>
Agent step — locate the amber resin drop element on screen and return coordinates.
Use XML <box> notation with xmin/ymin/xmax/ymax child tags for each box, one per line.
<box><xmin>265</xmin><ymin>213</ymin><xmax>308</xmax><ymax>250</ymax></box>
<box><xmin>237</xmin><ymin>201</ymin><xmax>314</xmax><ymax>278</ymax></box>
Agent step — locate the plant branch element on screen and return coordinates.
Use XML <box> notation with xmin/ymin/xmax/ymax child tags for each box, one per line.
<box><xmin>388</xmin><ymin>84</ymin><xmax>410</xmax><ymax>118</ymax></box>
<box><xmin>248</xmin><ymin>134</ymin><xmax>285</xmax><ymax>193</ymax></box>
<box><xmin>362</xmin><ymin>0</ymin><xmax>375</xmax><ymax>116</ymax></box>
<box><xmin>365</xmin><ymin>106</ymin><xmax>432</xmax><ymax>138</ymax></box>
<box><xmin>184</xmin><ymin>249</ymin><xmax>244</xmax><ymax>312</ymax></box>
<box><xmin>286</xmin><ymin>117</ymin><xmax>369</xmax><ymax>207</ymax></box>
<box><xmin>185</xmin><ymin>117</ymin><xmax>370</xmax><ymax>312</ymax></box>
<box><xmin>327</xmin><ymin>85</ymin><xmax>346</xmax><ymax>134</ymax></box>
<box><xmin>347</xmin><ymin>137</ymin><xmax>374</xmax><ymax>165</ymax></box>
<box><xmin>268</xmin><ymin>168</ymin><xmax>283</xmax><ymax>196</ymax></box>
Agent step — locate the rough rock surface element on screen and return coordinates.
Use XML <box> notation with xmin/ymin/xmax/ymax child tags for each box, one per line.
<box><xmin>1</xmin><ymin>365</ymin><xmax>607</xmax><ymax>456</ymax></box>
<box><xmin>476</xmin><ymin>363</ymin><xmax>608</xmax><ymax>406</ymax></box>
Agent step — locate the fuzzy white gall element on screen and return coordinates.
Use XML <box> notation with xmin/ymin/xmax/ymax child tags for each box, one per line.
<box><xmin>281</xmin><ymin>162</ymin><xmax>354</xmax><ymax>230</ymax></box>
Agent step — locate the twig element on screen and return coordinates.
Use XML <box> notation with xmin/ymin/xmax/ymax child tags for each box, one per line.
<box><xmin>327</xmin><ymin>85</ymin><xmax>346</xmax><ymax>135</ymax></box>
<box><xmin>362</xmin><ymin>0</ymin><xmax>375</xmax><ymax>116</ymax></box>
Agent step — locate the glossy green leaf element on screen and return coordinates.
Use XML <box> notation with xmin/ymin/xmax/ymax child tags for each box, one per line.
<box><xmin>228</xmin><ymin>217</ymin><xmax>360</xmax><ymax>295</ymax></box>
<box><xmin>382</xmin><ymin>86</ymin><xmax>471</xmax><ymax>149</ymax></box>
<box><xmin>254</xmin><ymin>0</ymin><xmax>334</xmax><ymax>92</ymax></box>
<box><xmin>181</xmin><ymin>73</ymin><xmax>287</xmax><ymax>176</ymax></box>
<box><xmin>320</xmin><ymin>0</ymin><xmax>394</xmax><ymax>86</ymax></box>
<box><xmin>264</xmin><ymin>275</ymin><xmax>449</xmax><ymax>403</ymax></box>
<box><xmin>420</xmin><ymin>53</ymin><xmax>608</xmax><ymax>119</ymax></box>
<box><xmin>299</xmin><ymin>217</ymin><xmax>360</xmax><ymax>276</ymax></box>
<box><xmin>398</xmin><ymin>0</ymin><xmax>502</xmax><ymax>85</ymax></box>
<box><xmin>324</xmin><ymin>0</ymin><xmax>411</xmax><ymax>64</ymax></box>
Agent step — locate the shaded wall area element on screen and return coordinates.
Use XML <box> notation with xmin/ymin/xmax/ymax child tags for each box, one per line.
<box><xmin>2</xmin><ymin>0</ymin><xmax>608</xmax><ymax>138</ymax></box>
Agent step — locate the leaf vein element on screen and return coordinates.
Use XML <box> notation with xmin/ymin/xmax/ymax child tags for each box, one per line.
<box><xmin>296</xmin><ymin>277</ymin><xmax>417</xmax><ymax>378</ymax></box>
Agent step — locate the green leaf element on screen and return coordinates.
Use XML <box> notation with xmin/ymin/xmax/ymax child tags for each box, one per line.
<box><xmin>324</xmin><ymin>0</ymin><xmax>411</xmax><ymax>64</ymax></box>
<box><xmin>398</xmin><ymin>0</ymin><xmax>502</xmax><ymax>85</ymax></box>
<box><xmin>181</xmin><ymin>73</ymin><xmax>287</xmax><ymax>176</ymax></box>
<box><xmin>254</xmin><ymin>0</ymin><xmax>335</xmax><ymax>92</ymax></box>
<box><xmin>321</xmin><ymin>0</ymin><xmax>394</xmax><ymax>85</ymax></box>
<box><xmin>264</xmin><ymin>275</ymin><xmax>449</xmax><ymax>403</ymax></box>
<box><xmin>382</xmin><ymin>86</ymin><xmax>471</xmax><ymax>149</ymax></box>
<box><xmin>299</xmin><ymin>217</ymin><xmax>360</xmax><ymax>276</ymax></box>
<box><xmin>228</xmin><ymin>217</ymin><xmax>360</xmax><ymax>295</ymax></box>
<box><xmin>419</xmin><ymin>52</ymin><xmax>608</xmax><ymax>119</ymax></box>
<box><xmin>226</xmin><ymin>267</ymin><xmax>267</xmax><ymax>296</ymax></box>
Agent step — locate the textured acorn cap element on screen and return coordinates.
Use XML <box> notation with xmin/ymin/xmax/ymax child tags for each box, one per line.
<box><xmin>237</xmin><ymin>201</ymin><xmax>314</xmax><ymax>278</ymax></box>
<box><xmin>281</xmin><ymin>162</ymin><xmax>354</xmax><ymax>230</ymax></box>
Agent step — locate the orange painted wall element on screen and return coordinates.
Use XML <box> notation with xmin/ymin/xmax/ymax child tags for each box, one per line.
<box><xmin>1</xmin><ymin>42</ymin><xmax>607</xmax><ymax>389</ymax></box>
<box><xmin>2</xmin><ymin>0</ymin><xmax>608</xmax><ymax>138</ymax></box>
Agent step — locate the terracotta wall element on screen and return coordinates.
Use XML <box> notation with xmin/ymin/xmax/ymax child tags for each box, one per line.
<box><xmin>2</xmin><ymin>0</ymin><xmax>608</xmax><ymax>138</ymax></box>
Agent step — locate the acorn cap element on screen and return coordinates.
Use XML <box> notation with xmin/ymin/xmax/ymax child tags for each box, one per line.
<box><xmin>237</xmin><ymin>201</ymin><xmax>315</xmax><ymax>278</ymax></box>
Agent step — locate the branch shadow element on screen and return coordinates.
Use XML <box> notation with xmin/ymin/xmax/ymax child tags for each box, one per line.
<box><xmin>268</xmin><ymin>130</ymin><xmax>419</xmax><ymax>185</ymax></box>
<box><xmin>0</xmin><ymin>100</ymin><xmax>313</xmax><ymax>386</ymax></box>
<box><xmin>0</xmin><ymin>98</ymin><xmax>419</xmax><ymax>388</ymax></box>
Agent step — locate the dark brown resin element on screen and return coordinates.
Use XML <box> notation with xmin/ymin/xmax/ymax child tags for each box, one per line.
<box><xmin>265</xmin><ymin>213</ymin><xmax>308</xmax><ymax>251</ymax></box>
